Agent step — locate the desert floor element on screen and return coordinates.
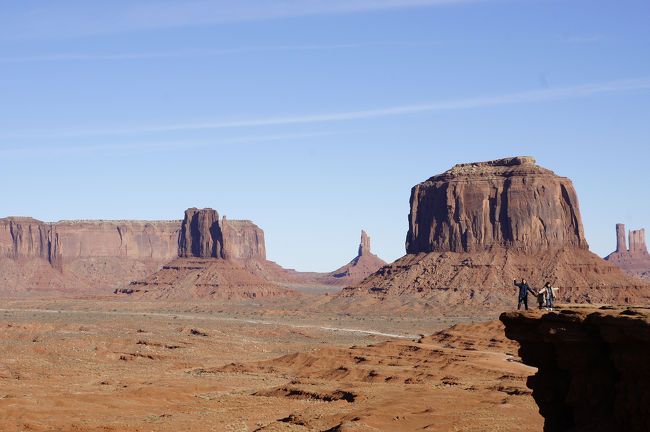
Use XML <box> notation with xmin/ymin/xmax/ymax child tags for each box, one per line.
<box><xmin>0</xmin><ymin>298</ymin><xmax>543</xmax><ymax>431</ymax></box>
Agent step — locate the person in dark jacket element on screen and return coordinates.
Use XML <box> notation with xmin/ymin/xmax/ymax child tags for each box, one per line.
<box><xmin>514</xmin><ymin>278</ymin><xmax>536</xmax><ymax>310</ymax></box>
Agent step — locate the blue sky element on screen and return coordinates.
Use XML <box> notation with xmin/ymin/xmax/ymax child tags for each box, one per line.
<box><xmin>1</xmin><ymin>0</ymin><xmax>649</xmax><ymax>271</ymax></box>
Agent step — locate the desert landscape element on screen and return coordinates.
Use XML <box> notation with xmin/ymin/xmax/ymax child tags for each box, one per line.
<box><xmin>2</xmin><ymin>156</ymin><xmax>649</xmax><ymax>431</ymax></box>
<box><xmin>3</xmin><ymin>2</ymin><xmax>650</xmax><ymax>430</ymax></box>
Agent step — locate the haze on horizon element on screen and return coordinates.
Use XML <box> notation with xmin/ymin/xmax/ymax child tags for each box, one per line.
<box><xmin>1</xmin><ymin>0</ymin><xmax>649</xmax><ymax>272</ymax></box>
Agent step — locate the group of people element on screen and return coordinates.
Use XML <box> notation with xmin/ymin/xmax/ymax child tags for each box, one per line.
<box><xmin>513</xmin><ymin>279</ymin><xmax>557</xmax><ymax>311</ymax></box>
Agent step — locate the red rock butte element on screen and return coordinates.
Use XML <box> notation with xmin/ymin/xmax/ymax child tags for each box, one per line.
<box><xmin>117</xmin><ymin>208</ymin><xmax>295</xmax><ymax>300</ymax></box>
<box><xmin>340</xmin><ymin>156</ymin><xmax>650</xmax><ymax>311</ymax></box>
<box><xmin>605</xmin><ymin>224</ymin><xmax>650</xmax><ymax>283</ymax></box>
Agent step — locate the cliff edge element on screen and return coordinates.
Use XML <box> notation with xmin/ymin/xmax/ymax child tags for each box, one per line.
<box><xmin>501</xmin><ymin>306</ymin><xmax>650</xmax><ymax>432</ymax></box>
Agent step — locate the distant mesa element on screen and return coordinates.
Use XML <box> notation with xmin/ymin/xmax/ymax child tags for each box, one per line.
<box><xmin>118</xmin><ymin>207</ymin><xmax>295</xmax><ymax>300</ymax></box>
<box><xmin>0</xmin><ymin>205</ymin><xmax>387</xmax><ymax>298</ymax></box>
<box><xmin>339</xmin><ymin>156</ymin><xmax>650</xmax><ymax>311</ymax></box>
<box><xmin>0</xmin><ymin>217</ymin><xmax>181</xmax><ymax>297</ymax></box>
<box><xmin>605</xmin><ymin>224</ymin><xmax>650</xmax><ymax>283</ymax></box>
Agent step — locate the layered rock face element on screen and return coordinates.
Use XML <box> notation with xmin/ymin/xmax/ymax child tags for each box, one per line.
<box><xmin>0</xmin><ymin>207</ymin><xmax>277</xmax><ymax>297</ymax></box>
<box><xmin>501</xmin><ymin>306</ymin><xmax>650</xmax><ymax>432</ymax></box>
<box><xmin>222</xmin><ymin>218</ymin><xmax>266</xmax><ymax>261</ymax></box>
<box><xmin>0</xmin><ymin>217</ymin><xmax>182</xmax><ymax>296</ymax></box>
<box><xmin>406</xmin><ymin>156</ymin><xmax>587</xmax><ymax>254</ymax></box>
<box><xmin>178</xmin><ymin>208</ymin><xmax>266</xmax><ymax>261</ymax></box>
<box><xmin>53</xmin><ymin>220</ymin><xmax>180</xmax><ymax>261</ymax></box>
<box><xmin>119</xmin><ymin>207</ymin><xmax>296</xmax><ymax>300</ymax></box>
<box><xmin>0</xmin><ymin>217</ymin><xmax>61</xmax><ymax>269</ymax></box>
<box><xmin>1</xmin><ymin>217</ymin><xmax>180</xmax><ymax>264</ymax></box>
<box><xmin>341</xmin><ymin>157</ymin><xmax>650</xmax><ymax>310</ymax></box>
<box><xmin>179</xmin><ymin>208</ymin><xmax>224</xmax><ymax>259</ymax></box>
<box><xmin>605</xmin><ymin>224</ymin><xmax>650</xmax><ymax>283</ymax></box>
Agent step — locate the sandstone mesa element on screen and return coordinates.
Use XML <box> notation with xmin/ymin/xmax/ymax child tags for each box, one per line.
<box><xmin>340</xmin><ymin>156</ymin><xmax>650</xmax><ymax>310</ymax></box>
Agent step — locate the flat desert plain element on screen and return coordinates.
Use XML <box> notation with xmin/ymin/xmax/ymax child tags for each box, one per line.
<box><xmin>0</xmin><ymin>298</ymin><xmax>543</xmax><ymax>431</ymax></box>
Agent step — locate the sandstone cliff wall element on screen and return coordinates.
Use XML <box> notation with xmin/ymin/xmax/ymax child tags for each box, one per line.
<box><xmin>0</xmin><ymin>217</ymin><xmax>61</xmax><ymax>269</ymax></box>
<box><xmin>53</xmin><ymin>220</ymin><xmax>180</xmax><ymax>261</ymax></box>
<box><xmin>179</xmin><ymin>208</ymin><xmax>224</xmax><ymax>259</ymax></box>
<box><xmin>501</xmin><ymin>306</ymin><xmax>650</xmax><ymax>432</ymax></box>
<box><xmin>178</xmin><ymin>208</ymin><xmax>266</xmax><ymax>261</ymax></box>
<box><xmin>222</xmin><ymin>218</ymin><xmax>266</xmax><ymax>261</ymax></box>
<box><xmin>1</xmin><ymin>210</ymin><xmax>269</xmax><ymax>296</ymax></box>
<box><xmin>406</xmin><ymin>156</ymin><xmax>588</xmax><ymax>254</ymax></box>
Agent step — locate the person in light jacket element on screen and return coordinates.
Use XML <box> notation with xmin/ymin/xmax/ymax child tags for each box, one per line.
<box><xmin>543</xmin><ymin>281</ymin><xmax>556</xmax><ymax>310</ymax></box>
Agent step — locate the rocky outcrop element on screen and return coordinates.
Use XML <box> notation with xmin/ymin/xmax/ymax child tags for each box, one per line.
<box><xmin>0</xmin><ymin>207</ymin><xmax>277</xmax><ymax>297</ymax></box>
<box><xmin>340</xmin><ymin>157</ymin><xmax>650</xmax><ymax>310</ymax></box>
<box><xmin>52</xmin><ymin>220</ymin><xmax>180</xmax><ymax>261</ymax></box>
<box><xmin>222</xmin><ymin>218</ymin><xmax>266</xmax><ymax>261</ymax></box>
<box><xmin>606</xmin><ymin>224</ymin><xmax>650</xmax><ymax>283</ymax></box>
<box><xmin>179</xmin><ymin>208</ymin><xmax>224</xmax><ymax>259</ymax></box>
<box><xmin>178</xmin><ymin>209</ymin><xmax>267</xmax><ymax>261</ymax></box>
<box><xmin>406</xmin><ymin>156</ymin><xmax>588</xmax><ymax>254</ymax></box>
<box><xmin>0</xmin><ymin>217</ymin><xmax>62</xmax><ymax>270</ymax></box>
<box><xmin>616</xmin><ymin>223</ymin><xmax>626</xmax><ymax>253</ymax></box>
<box><xmin>359</xmin><ymin>230</ymin><xmax>371</xmax><ymax>256</ymax></box>
<box><xmin>629</xmin><ymin>228</ymin><xmax>647</xmax><ymax>253</ymax></box>
<box><xmin>500</xmin><ymin>306</ymin><xmax>650</xmax><ymax>432</ymax></box>
<box><xmin>1</xmin><ymin>217</ymin><xmax>180</xmax><ymax>264</ymax></box>
<box><xmin>328</xmin><ymin>230</ymin><xmax>387</xmax><ymax>284</ymax></box>
<box><xmin>117</xmin><ymin>208</ymin><xmax>297</xmax><ymax>300</ymax></box>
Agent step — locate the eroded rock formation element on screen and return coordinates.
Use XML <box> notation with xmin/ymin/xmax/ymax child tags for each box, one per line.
<box><xmin>340</xmin><ymin>157</ymin><xmax>650</xmax><ymax>310</ymax></box>
<box><xmin>406</xmin><ymin>156</ymin><xmax>587</xmax><ymax>254</ymax></box>
<box><xmin>179</xmin><ymin>208</ymin><xmax>224</xmax><ymax>259</ymax></box>
<box><xmin>222</xmin><ymin>218</ymin><xmax>266</xmax><ymax>261</ymax></box>
<box><xmin>500</xmin><ymin>306</ymin><xmax>650</xmax><ymax>432</ymax></box>
<box><xmin>328</xmin><ymin>230</ymin><xmax>387</xmax><ymax>284</ymax></box>
<box><xmin>0</xmin><ymin>209</ymin><xmax>274</xmax><ymax>297</ymax></box>
<box><xmin>606</xmin><ymin>224</ymin><xmax>650</xmax><ymax>283</ymax></box>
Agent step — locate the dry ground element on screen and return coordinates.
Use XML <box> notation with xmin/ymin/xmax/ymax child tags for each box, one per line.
<box><xmin>0</xmin><ymin>299</ymin><xmax>543</xmax><ymax>431</ymax></box>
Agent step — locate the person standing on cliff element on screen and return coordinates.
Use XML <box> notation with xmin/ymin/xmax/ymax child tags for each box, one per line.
<box><xmin>514</xmin><ymin>279</ymin><xmax>536</xmax><ymax>310</ymax></box>
<box><xmin>543</xmin><ymin>282</ymin><xmax>556</xmax><ymax>311</ymax></box>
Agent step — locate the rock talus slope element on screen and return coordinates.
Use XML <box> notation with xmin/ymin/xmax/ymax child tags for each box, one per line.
<box><xmin>341</xmin><ymin>156</ymin><xmax>650</xmax><ymax>310</ymax></box>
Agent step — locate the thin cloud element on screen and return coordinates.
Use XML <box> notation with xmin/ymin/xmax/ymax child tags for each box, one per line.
<box><xmin>1</xmin><ymin>0</ymin><xmax>485</xmax><ymax>40</ymax></box>
<box><xmin>0</xmin><ymin>41</ymin><xmax>440</xmax><ymax>64</ymax></box>
<box><xmin>0</xmin><ymin>131</ymin><xmax>337</xmax><ymax>159</ymax></box>
<box><xmin>4</xmin><ymin>77</ymin><xmax>649</xmax><ymax>140</ymax></box>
